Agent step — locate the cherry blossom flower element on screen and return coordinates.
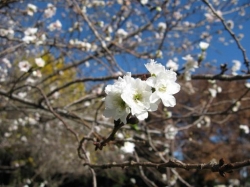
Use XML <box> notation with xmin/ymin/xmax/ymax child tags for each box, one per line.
<box><xmin>209</xmin><ymin>88</ymin><xmax>217</xmax><ymax>98</ymax></box>
<box><xmin>208</xmin><ymin>82</ymin><xmax>222</xmax><ymax>98</ymax></box>
<box><xmin>166</xmin><ymin>59</ymin><xmax>179</xmax><ymax>71</ymax></box>
<box><xmin>32</xmin><ymin>70</ymin><xmax>42</xmax><ymax>77</ymax></box>
<box><xmin>116</xmin><ymin>28</ymin><xmax>128</xmax><ymax>43</ymax></box>
<box><xmin>103</xmin><ymin>60</ymin><xmax>180</xmax><ymax>123</ymax></box>
<box><xmin>155</xmin><ymin>6</ymin><xmax>162</xmax><ymax>12</ymax></box>
<box><xmin>2</xmin><ymin>58</ymin><xmax>11</xmax><ymax>68</ymax></box>
<box><xmin>0</xmin><ymin>29</ymin><xmax>14</xmax><ymax>39</ymax></box>
<box><xmin>92</xmin><ymin>1</ymin><xmax>105</xmax><ymax>6</ymax></box>
<box><xmin>121</xmin><ymin>77</ymin><xmax>157</xmax><ymax>120</ymax></box>
<box><xmin>165</xmin><ymin>125</ymin><xmax>178</xmax><ymax>140</ymax></box>
<box><xmin>158</xmin><ymin>22</ymin><xmax>167</xmax><ymax>31</ymax></box>
<box><xmin>21</xmin><ymin>136</ymin><xmax>28</xmax><ymax>142</ymax></box>
<box><xmin>147</xmin><ymin>70</ymin><xmax>180</xmax><ymax>107</ymax></box>
<box><xmin>145</xmin><ymin>59</ymin><xmax>180</xmax><ymax>107</ymax></box>
<box><xmin>36</xmin><ymin>34</ymin><xmax>47</xmax><ymax>45</ymax></box>
<box><xmin>79</xmin><ymin>42</ymin><xmax>92</xmax><ymax>51</ymax></box>
<box><xmin>103</xmin><ymin>73</ymin><xmax>131</xmax><ymax>124</ymax></box>
<box><xmin>232</xmin><ymin>101</ymin><xmax>241</xmax><ymax>112</ymax></box>
<box><xmin>183</xmin><ymin>55</ymin><xmax>198</xmax><ymax>71</ymax></box>
<box><xmin>205</xmin><ymin>10</ymin><xmax>222</xmax><ymax>23</ymax></box>
<box><xmin>25</xmin><ymin>27</ymin><xmax>37</xmax><ymax>36</ymax></box>
<box><xmin>27</xmin><ymin>4</ymin><xmax>37</xmax><ymax>16</ymax></box>
<box><xmin>35</xmin><ymin>58</ymin><xmax>45</xmax><ymax>67</ymax></box>
<box><xmin>204</xmin><ymin>13</ymin><xmax>214</xmax><ymax>22</ymax></box>
<box><xmin>245</xmin><ymin>82</ymin><xmax>250</xmax><ymax>88</ymax></box>
<box><xmin>44</xmin><ymin>3</ymin><xmax>56</xmax><ymax>18</ymax></box>
<box><xmin>156</xmin><ymin>50</ymin><xmax>163</xmax><ymax>58</ymax></box>
<box><xmin>116</xmin><ymin>29</ymin><xmax>128</xmax><ymax>38</ymax></box>
<box><xmin>239</xmin><ymin>124</ymin><xmax>249</xmax><ymax>134</ymax></box>
<box><xmin>22</xmin><ymin>35</ymin><xmax>36</xmax><ymax>44</ymax></box>
<box><xmin>173</xmin><ymin>11</ymin><xmax>182</xmax><ymax>20</ymax></box>
<box><xmin>18</xmin><ymin>92</ymin><xmax>27</xmax><ymax>98</ymax></box>
<box><xmin>239</xmin><ymin>8</ymin><xmax>245</xmax><ymax>16</ymax></box>
<box><xmin>199</xmin><ymin>41</ymin><xmax>209</xmax><ymax>51</ymax></box>
<box><xmin>182</xmin><ymin>54</ymin><xmax>198</xmax><ymax>80</ymax></box>
<box><xmin>140</xmin><ymin>0</ymin><xmax>148</xmax><ymax>5</ymax></box>
<box><xmin>226</xmin><ymin>20</ymin><xmax>234</xmax><ymax>29</ymax></box>
<box><xmin>26</xmin><ymin>77</ymin><xmax>36</xmax><ymax>84</ymax></box>
<box><xmin>22</xmin><ymin>28</ymin><xmax>38</xmax><ymax>44</ymax></box>
<box><xmin>145</xmin><ymin>59</ymin><xmax>165</xmax><ymax>76</ymax></box>
<box><xmin>238</xmin><ymin>33</ymin><xmax>244</xmax><ymax>40</ymax></box>
<box><xmin>121</xmin><ymin>141</ymin><xmax>135</xmax><ymax>153</ymax></box>
<box><xmin>18</xmin><ymin>61</ymin><xmax>31</xmax><ymax>72</ymax></box>
<box><xmin>232</xmin><ymin>60</ymin><xmax>241</xmax><ymax>75</ymax></box>
<box><xmin>48</xmin><ymin>20</ymin><xmax>62</xmax><ymax>31</ymax></box>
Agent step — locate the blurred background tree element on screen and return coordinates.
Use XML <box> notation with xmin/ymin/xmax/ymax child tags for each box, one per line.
<box><xmin>0</xmin><ymin>0</ymin><xmax>250</xmax><ymax>186</ymax></box>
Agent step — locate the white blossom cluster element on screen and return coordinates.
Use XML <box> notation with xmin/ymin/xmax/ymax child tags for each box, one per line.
<box><xmin>22</xmin><ymin>27</ymin><xmax>46</xmax><ymax>45</ymax></box>
<box><xmin>103</xmin><ymin>59</ymin><xmax>180</xmax><ymax>124</ymax></box>
<box><xmin>27</xmin><ymin>3</ymin><xmax>56</xmax><ymax>18</ymax></box>
<box><xmin>232</xmin><ymin>60</ymin><xmax>241</xmax><ymax>75</ymax></box>
<box><xmin>18</xmin><ymin>58</ymin><xmax>45</xmax><ymax>80</ymax></box>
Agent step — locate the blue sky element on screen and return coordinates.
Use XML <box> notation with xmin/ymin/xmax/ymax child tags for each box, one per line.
<box><xmin>17</xmin><ymin>1</ymin><xmax>250</xmax><ymax>78</ymax></box>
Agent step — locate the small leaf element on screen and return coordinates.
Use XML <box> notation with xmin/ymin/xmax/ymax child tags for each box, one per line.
<box><xmin>130</xmin><ymin>124</ymin><xmax>139</xmax><ymax>131</ymax></box>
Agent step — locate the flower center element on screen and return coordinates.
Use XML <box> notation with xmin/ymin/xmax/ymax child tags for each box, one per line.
<box><xmin>118</xmin><ymin>99</ymin><xmax>126</xmax><ymax>109</ymax></box>
<box><xmin>133</xmin><ymin>93</ymin><xmax>142</xmax><ymax>102</ymax></box>
<box><xmin>115</xmin><ymin>96</ymin><xmax>126</xmax><ymax>109</ymax></box>
<box><xmin>158</xmin><ymin>85</ymin><xmax>167</xmax><ymax>92</ymax></box>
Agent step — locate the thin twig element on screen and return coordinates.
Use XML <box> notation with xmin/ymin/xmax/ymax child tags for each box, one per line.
<box><xmin>94</xmin><ymin>120</ymin><xmax>124</xmax><ymax>150</ymax></box>
<box><xmin>34</xmin><ymin>86</ymin><xmax>79</xmax><ymax>142</ymax></box>
<box><xmin>202</xmin><ymin>0</ymin><xmax>250</xmax><ymax>72</ymax></box>
<box><xmin>35</xmin><ymin>86</ymin><xmax>97</xmax><ymax>187</ymax></box>
<box><xmin>135</xmin><ymin>151</ymin><xmax>158</xmax><ymax>187</ymax></box>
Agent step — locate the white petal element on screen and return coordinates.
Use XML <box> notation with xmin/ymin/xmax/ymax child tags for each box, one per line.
<box><xmin>149</xmin><ymin>102</ymin><xmax>158</xmax><ymax>111</ymax></box>
<box><xmin>168</xmin><ymin>82</ymin><xmax>181</xmax><ymax>94</ymax></box>
<box><xmin>120</xmin><ymin>116</ymin><xmax>127</xmax><ymax>124</ymax></box>
<box><xmin>103</xmin><ymin>109</ymin><xmax>113</xmax><ymax>118</ymax></box>
<box><xmin>150</xmin><ymin>92</ymin><xmax>160</xmax><ymax>103</ymax></box>
<box><xmin>161</xmin><ymin>95</ymin><xmax>176</xmax><ymax>107</ymax></box>
<box><xmin>199</xmin><ymin>42</ymin><xmax>209</xmax><ymax>50</ymax></box>
<box><xmin>136</xmin><ymin>111</ymin><xmax>148</xmax><ymax>120</ymax></box>
<box><xmin>146</xmin><ymin>77</ymin><xmax>156</xmax><ymax>87</ymax></box>
<box><xmin>145</xmin><ymin>59</ymin><xmax>165</xmax><ymax>75</ymax></box>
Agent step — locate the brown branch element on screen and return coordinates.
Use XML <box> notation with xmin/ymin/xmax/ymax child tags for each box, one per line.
<box><xmin>224</xmin><ymin>87</ymin><xmax>250</xmax><ymax>112</ymax></box>
<box><xmin>135</xmin><ymin>151</ymin><xmax>157</xmax><ymax>187</ymax></box>
<box><xmin>84</xmin><ymin>158</ymin><xmax>250</xmax><ymax>176</ymax></box>
<box><xmin>0</xmin><ymin>0</ymin><xmax>19</xmax><ymax>9</ymax></box>
<box><xmin>38</xmin><ymin>73</ymin><xmax>250</xmax><ymax>104</ymax></box>
<box><xmin>192</xmin><ymin>74</ymin><xmax>250</xmax><ymax>81</ymax></box>
<box><xmin>0</xmin><ymin>164</ymin><xmax>25</xmax><ymax>172</ymax></box>
<box><xmin>171</xmin><ymin>169</ymin><xmax>193</xmax><ymax>187</ymax></box>
<box><xmin>94</xmin><ymin>120</ymin><xmax>124</xmax><ymax>150</ymax></box>
<box><xmin>0</xmin><ymin>43</ymin><xmax>24</xmax><ymax>58</ymax></box>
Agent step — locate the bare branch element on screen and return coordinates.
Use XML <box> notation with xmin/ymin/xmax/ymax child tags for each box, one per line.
<box><xmin>84</xmin><ymin>158</ymin><xmax>250</xmax><ymax>176</ymax></box>
<box><xmin>202</xmin><ymin>0</ymin><xmax>250</xmax><ymax>72</ymax></box>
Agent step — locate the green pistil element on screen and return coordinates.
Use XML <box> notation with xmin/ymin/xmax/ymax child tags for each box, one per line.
<box><xmin>118</xmin><ymin>98</ymin><xmax>126</xmax><ymax>109</ymax></box>
<box><xmin>133</xmin><ymin>93</ymin><xmax>142</xmax><ymax>102</ymax></box>
<box><xmin>158</xmin><ymin>85</ymin><xmax>166</xmax><ymax>92</ymax></box>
